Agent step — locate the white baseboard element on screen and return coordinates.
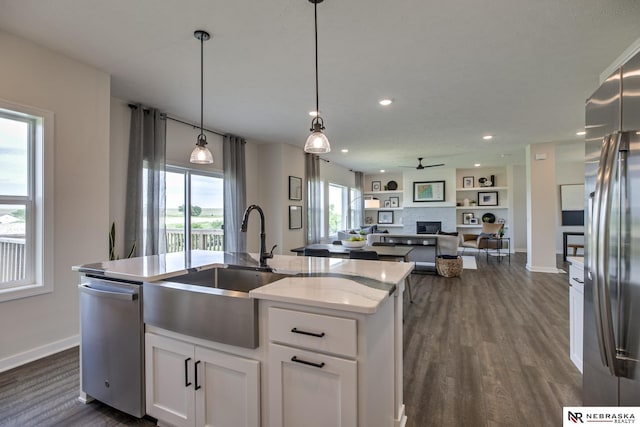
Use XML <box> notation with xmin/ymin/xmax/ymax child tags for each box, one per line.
<box><xmin>0</xmin><ymin>335</ymin><xmax>79</xmax><ymax>373</ymax></box>
<box><xmin>395</xmin><ymin>404</ymin><xmax>407</xmax><ymax>427</ymax></box>
<box><xmin>526</xmin><ymin>264</ymin><xmax>563</xmax><ymax>274</ymax></box>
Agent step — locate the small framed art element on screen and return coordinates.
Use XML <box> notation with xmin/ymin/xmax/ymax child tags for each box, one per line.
<box><xmin>462</xmin><ymin>212</ymin><xmax>474</xmax><ymax>225</ymax></box>
<box><xmin>289</xmin><ymin>205</ymin><xmax>302</xmax><ymax>229</ymax></box>
<box><xmin>378</xmin><ymin>210</ymin><xmax>394</xmax><ymax>224</ymax></box>
<box><xmin>372</xmin><ymin>181</ymin><xmax>382</xmax><ymax>191</ymax></box>
<box><xmin>289</xmin><ymin>176</ymin><xmax>302</xmax><ymax>201</ymax></box>
<box><xmin>389</xmin><ymin>196</ymin><xmax>399</xmax><ymax>208</ymax></box>
<box><xmin>477</xmin><ymin>191</ymin><xmax>499</xmax><ymax>206</ymax></box>
<box><xmin>463</xmin><ymin>176</ymin><xmax>474</xmax><ymax>188</ymax></box>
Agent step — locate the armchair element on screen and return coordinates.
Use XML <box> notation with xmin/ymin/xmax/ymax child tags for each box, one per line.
<box><xmin>461</xmin><ymin>223</ymin><xmax>504</xmax><ymax>254</ymax></box>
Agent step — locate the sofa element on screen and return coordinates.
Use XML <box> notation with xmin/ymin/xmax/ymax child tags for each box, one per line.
<box><xmin>366</xmin><ymin>232</ymin><xmax>460</xmax><ymax>268</ymax></box>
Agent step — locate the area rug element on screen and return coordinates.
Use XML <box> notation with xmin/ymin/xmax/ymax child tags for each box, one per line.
<box><xmin>462</xmin><ymin>256</ymin><xmax>477</xmax><ymax>270</ymax></box>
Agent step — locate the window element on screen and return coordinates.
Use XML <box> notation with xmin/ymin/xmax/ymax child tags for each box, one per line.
<box><xmin>349</xmin><ymin>187</ymin><xmax>362</xmax><ymax>229</ymax></box>
<box><xmin>0</xmin><ymin>101</ymin><xmax>53</xmax><ymax>301</ymax></box>
<box><xmin>165</xmin><ymin>166</ymin><xmax>224</xmax><ymax>252</ymax></box>
<box><xmin>328</xmin><ymin>184</ymin><xmax>347</xmax><ymax>237</ymax></box>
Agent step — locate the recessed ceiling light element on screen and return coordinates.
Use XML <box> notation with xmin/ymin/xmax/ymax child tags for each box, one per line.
<box><xmin>341</xmin><ymin>149</ymin><xmax>349</xmax><ymax>153</ymax></box>
<box><xmin>308</xmin><ymin>110</ymin><xmax>319</xmax><ymax>117</ymax></box>
<box><xmin>379</xmin><ymin>99</ymin><xmax>393</xmax><ymax>106</ymax></box>
<box><xmin>482</xmin><ymin>135</ymin><xmax>493</xmax><ymax>140</ymax></box>
<box><xmin>474</xmin><ymin>163</ymin><xmax>481</xmax><ymax>167</ymax></box>
<box><xmin>576</xmin><ymin>131</ymin><xmax>586</xmax><ymax>136</ymax></box>
<box><xmin>380</xmin><ymin>169</ymin><xmax>385</xmax><ymax>173</ymax></box>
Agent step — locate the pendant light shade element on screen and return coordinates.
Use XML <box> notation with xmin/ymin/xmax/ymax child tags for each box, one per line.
<box><xmin>304</xmin><ymin>120</ymin><xmax>331</xmax><ymax>153</ymax></box>
<box><xmin>190</xmin><ymin>135</ymin><xmax>214</xmax><ymax>163</ymax></box>
<box><xmin>304</xmin><ymin>0</ymin><xmax>331</xmax><ymax>154</ymax></box>
<box><xmin>190</xmin><ymin>30</ymin><xmax>214</xmax><ymax>164</ymax></box>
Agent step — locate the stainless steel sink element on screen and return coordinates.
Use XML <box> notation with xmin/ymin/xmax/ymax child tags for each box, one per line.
<box><xmin>143</xmin><ymin>267</ymin><xmax>290</xmax><ymax>348</ymax></box>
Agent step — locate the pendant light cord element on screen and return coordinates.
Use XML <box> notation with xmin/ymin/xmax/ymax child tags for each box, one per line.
<box><xmin>314</xmin><ymin>1</ymin><xmax>319</xmax><ymax>120</ymax></box>
<box><xmin>200</xmin><ymin>34</ymin><xmax>205</xmax><ymax>139</ymax></box>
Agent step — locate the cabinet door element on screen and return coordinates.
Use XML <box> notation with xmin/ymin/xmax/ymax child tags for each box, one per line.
<box><xmin>268</xmin><ymin>343</ymin><xmax>357</xmax><ymax>427</ymax></box>
<box><xmin>195</xmin><ymin>346</ymin><xmax>260</xmax><ymax>427</ymax></box>
<box><xmin>145</xmin><ymin>333</ymin><xmax>195</xmax><ymax>427</ymax></box>
<box><xmin>569</xmin><ymin>286</ymin><xmax>584</xmax><ymax>372</ymax></box>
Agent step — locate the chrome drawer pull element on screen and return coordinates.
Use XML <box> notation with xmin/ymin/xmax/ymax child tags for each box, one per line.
<box><xmin>291</xmin><ymin>327</ymin><xmax>325</xmax><ymax>338</ymax></box>
<box><xmin>291</xmin><ymin>356</ymin><xmax>325</xmax><ymax>369</ymax></box>
<box><xmin>572</xmin><ymin>277</ymin><xmax>584</xmax><ymax>284</ymax></box>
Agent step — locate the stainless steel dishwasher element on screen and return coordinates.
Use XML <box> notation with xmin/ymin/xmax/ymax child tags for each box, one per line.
<box><xmin>79</xmin><ymin>276</ymin><xmax>144</xmax><ymax>418</ymax></box>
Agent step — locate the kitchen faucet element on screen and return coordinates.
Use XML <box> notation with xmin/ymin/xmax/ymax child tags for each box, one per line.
<box><xmin>240</xmin><ymin>204</ymin><xmax>277</xmax><ymax>267</ymax></box>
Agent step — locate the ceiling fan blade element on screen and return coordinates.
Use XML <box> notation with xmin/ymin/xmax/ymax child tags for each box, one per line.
<box><xmin>423</xmin><ymin>163</ymin><xmax>445</xmax><ymax>168</ymax></box>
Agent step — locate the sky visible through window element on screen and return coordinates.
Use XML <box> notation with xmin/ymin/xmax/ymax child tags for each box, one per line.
<box><xmin>0</xmin><ymin>117</ymin><xmax>28</xmax><ymax>198</ymax></box>
<box><xmin>0</xmin><ymin>117</ymin><xmax>28</xmax><ymax>237</ymax></box>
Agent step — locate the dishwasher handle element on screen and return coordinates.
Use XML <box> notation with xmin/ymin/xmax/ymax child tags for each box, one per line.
<box><xmin>79</xmin><ymin>283</ymin><xmax>137</xmax><ymax>301</ymax></box>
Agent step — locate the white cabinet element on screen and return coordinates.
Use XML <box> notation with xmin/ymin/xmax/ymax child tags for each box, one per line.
<box><xmin>268</xmin><ymin>343</ymin><xmax>357</xmax><ymax>427</ymax></box>
<box><xmin>145</xmin><ymin>332</ymin><xmax>260</xmax><ymax>427</ymax></box>
<box><xmin>145</xmin><ymin>333</ymin><xmax>194</xmax><ymax>427</ymax></box>
<box><xmin>568</xmin><ymin>261</ymin><xmax>584</xmax><ymax>372</ymax></box>
<box><xmin>265</xmin><ymin>303</ymin><xmax>396</xmax><ymax>427</ymax></box>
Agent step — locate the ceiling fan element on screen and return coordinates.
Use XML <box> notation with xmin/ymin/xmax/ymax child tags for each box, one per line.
<box><xmin>403</xmin><ymin>157</ymin><xmax>445</xmax><ymax>170</ymax></box>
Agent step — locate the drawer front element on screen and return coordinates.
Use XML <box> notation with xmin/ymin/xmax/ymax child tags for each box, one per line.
<box><xmin>569</xmin><ymin>264</ymin><xmax>585</xmax><ymax>293</ymax></box>
<box><xmin>268</xmin><ymin>307</ymin><xmax>357</xmax><ymax>358</ymax></box>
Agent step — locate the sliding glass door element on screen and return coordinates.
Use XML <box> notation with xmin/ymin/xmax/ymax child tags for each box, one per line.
<box><xmin>165</xmin><ymin>166</ymin><xmax>224</xmax><ymax>252</ymax></box>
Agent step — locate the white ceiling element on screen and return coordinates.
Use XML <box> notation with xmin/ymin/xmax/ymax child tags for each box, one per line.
<box><xmin>1</xmin><ymin>0</ymin><xmax>639</xmax><ymax>173</ymax></box>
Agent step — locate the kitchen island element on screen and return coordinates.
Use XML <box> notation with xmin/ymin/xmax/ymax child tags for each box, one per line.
<box><xmin>74</xmin><ymin>250</ymin><xmax>413</xmax><ymax>427</ymax></box>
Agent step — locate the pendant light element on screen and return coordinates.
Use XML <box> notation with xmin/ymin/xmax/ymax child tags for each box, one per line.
<box><xmin>190</xmin><ymin>30</ymin><xmax>214</xmax><ymax>164</ymax></box>
<box><xmin>304</xmin><ymin>0</ymin><xmax>331</xmax><ymax>154</ymax></box>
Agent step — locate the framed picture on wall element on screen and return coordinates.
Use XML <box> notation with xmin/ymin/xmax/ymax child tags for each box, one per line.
<box><xmin>378</xmin><ymin>210</ymin><xmax>394</xmax><ymax>224</ymax></box>
<box><xmin>477</xmin><ymin>191</ymin><xmax>499</xmax><ymax>206</ymax></box>
<box><xmin>462</xmin><ymin>212</ymin><xmax>474</xmax><ymax>225</ymax></box>
<box><xmin>463</xmin><ymin>176</ymin><xmax>474</xmax><ymax>188</ymax></box>
<box><xmin>413</xmin><ymin>181</ymin><xmax>445</xmax><ymax>202</ymax></box>
<box><xmin>289</xmin><ymin>205</ymin><xmax>302</xmax><ymax>229</ymax></box>
<box><xmin>390</xmin><ymin>196</ymin><xmax>399</xmax><ymax>208</ymax></box>
<box><xmin>289</xmin><ymin>176</ymin><xmax>302</xmax><ymax>201</ymax></box>
<box><xmin>372</xmin><ymin>181</ymin><xmax>382</xmax><ymax>191</ymax></box>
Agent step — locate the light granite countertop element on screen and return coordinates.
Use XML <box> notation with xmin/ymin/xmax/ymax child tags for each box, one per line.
<box><xmin>73</xmin><ymin>250</ymin><xmax>414</xmax><ymax>314</ymax></box>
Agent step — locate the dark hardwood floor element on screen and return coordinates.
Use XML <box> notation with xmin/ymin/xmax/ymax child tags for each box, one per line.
<box><xmin>403</xmin><ymin>253</ymin><xmax>582</xmax><ymax>427</ymax></box>
<box><xmin>0</xmin><ymin>253</ymin><xmax>581</xmax><ymax>426</ymax></box>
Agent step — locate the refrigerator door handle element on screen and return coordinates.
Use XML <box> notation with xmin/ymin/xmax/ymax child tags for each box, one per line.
<box><xmin>597</xmin><ymin>132</ymin><xmax>623</xmax><ymax>376</ymax></box>
<box><xmin>591</xmin><ymin>135</ymin><xmax>610</xmax><ymax>368</ymax></box>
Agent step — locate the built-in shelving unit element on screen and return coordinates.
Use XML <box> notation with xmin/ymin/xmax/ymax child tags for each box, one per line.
<box><xmin>455</xmin><ymin>169</ymin><xmax>511</xmax><ymax>235</ymax></box>
<box><xmin>363</xmin><ymin>189</ymin><xmax>404</xmax><ymax>228</ymax></box>
<box><xmin>362</xmin><ymin>167</ymin><xmax>513</xmax><ymax>245</ymax></box>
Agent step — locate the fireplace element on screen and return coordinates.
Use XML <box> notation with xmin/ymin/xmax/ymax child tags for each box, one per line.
<box><xmin>416</xmin><ymin>221</ymin><xmax>442</xmax><ymax>234</ymax></box>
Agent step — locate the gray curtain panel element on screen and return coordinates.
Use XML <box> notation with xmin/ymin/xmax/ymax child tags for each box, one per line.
<box><xmin>353</xmin><ymin>171</ymin><xmax>364</xmax><ymax>228</ymax></box>
<box><xmin>305</xmin><ymin>153</ymin><xmax>321</xmax><ymax>244</ymax></box>
<box><xmin>124</xmin><ymin>105</ymin><xmax>166</xmax><ymax>257</ymax></box>
<box><xmin>223</xmin><ymin>134</ymin><xmax>247</xmax><ymax>252</ymax></box>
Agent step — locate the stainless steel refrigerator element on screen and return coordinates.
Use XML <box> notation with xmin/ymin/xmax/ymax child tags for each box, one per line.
<box><xmin>584</xmin><ymin>49</ymin><xmax>640</xmax><ymax>405</ymax></box>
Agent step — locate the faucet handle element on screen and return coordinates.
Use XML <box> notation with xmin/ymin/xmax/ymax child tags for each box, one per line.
<box><xmin>265</xmin><ymin>244</ymin><xmax>277</xmax><ymax>259</ymax></box>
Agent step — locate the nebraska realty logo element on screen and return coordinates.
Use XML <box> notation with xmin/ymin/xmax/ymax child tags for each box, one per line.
<box><xmin>564</xmin><ymin>407</ymin><xmax>639</xmax><ymax>425</ymax></box>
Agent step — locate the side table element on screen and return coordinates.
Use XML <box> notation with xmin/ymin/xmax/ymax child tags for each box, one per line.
<box><xmin>486</xmin><ymin>237</ymin><xmax>510</xmax><ymax>263</ymax></box>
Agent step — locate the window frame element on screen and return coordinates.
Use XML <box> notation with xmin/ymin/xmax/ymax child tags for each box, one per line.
<box><xmin>0</xmin><ymin>99</ymin><xmax>54</xmax><ymax>302</ymax></box>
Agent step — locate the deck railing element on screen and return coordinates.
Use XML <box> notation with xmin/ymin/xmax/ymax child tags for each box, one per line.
<box><xmin>166</xmin><ymin>229</ymin><xmax>224</xmax><ymax>253</ymax></box>
<box><xmin>0</xmin><ymin>236</ymin><xmax>25</xmax><ymax>282</ymax></box>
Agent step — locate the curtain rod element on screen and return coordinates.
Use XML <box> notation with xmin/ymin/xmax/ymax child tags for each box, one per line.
<box><xmin>128</xmin><ymin>103</ymin><xmax>225</xmax><ymax>137</ymax></box>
